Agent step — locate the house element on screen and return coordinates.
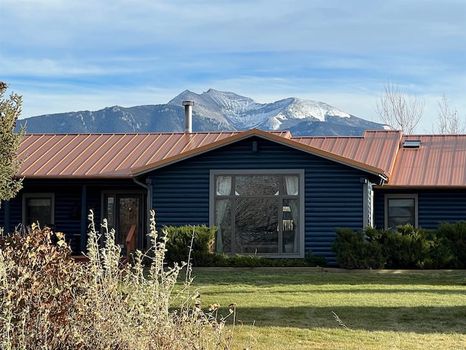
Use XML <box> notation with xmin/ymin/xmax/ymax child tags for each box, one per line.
<box><xmin>1</xmin><ymin>102</ymin><xmax>466</xmax><ymax>265</ymax></box>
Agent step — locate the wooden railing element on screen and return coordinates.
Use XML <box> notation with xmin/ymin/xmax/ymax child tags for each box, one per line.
<box><xmin>125</xmin><ymin>225</ymin><xmax>137</xmax><ymax>258</ymax></box>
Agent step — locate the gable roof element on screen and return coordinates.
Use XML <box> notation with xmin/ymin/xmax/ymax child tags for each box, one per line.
<box><xmin>384</xmin><ymin>134</ymin><xmax>466</xmax><ymax>188</ymax></box>
<box><xmin>17</xmin><ymin>129</ymin><xmax>390</xmax><ymax>180</ymax></box>
<box><xmin>132</xmin><ymin>129</ymin><xmax>389</xmax><ymax>177</ymax></box>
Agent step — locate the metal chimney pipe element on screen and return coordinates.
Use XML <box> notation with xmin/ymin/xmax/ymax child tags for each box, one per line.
<box><xmin>182</xmin><ymin>100</ymin><xmax>194</xmax><ymax>133</ymax></box>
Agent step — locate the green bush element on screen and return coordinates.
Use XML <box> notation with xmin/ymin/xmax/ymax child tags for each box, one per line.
<box><xmin>207</xmin><ymin>253</ymin><xmax>326</xmax><ymax>267</ymax></box>
<box><xmin>164</xmin><ymin>225</ymin><xmax>326</xmax><ymax>267</ymax></box>
<box><xmin>435</xmin><ymin>221</ymin><xmax>466</xmax><ymax>268</ymax></box>
<box><xmin>382</xmin><ymin>225</ymin><xmax>432</xmax><ymax>268</ymax></box>
<box><xmin>164</xmin><ymin>225</ymin><xmax>216</xmax><ymax>266</ymax></box>
<box><xmin>333</xmin><ymin>227</ymin><xmax>386</xmax><ymax>269</ymax></box>
<box><xmin>333</xmin><ymin>223</ymin><xmax>466</xmax><ymax>269</ymax></box>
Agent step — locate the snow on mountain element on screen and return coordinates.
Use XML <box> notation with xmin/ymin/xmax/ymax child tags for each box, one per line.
<box><xmin>18</xmin><ymin>89</ymin><xmax>386</xmax><ymax>136</ymax></box>
<box><xmin>168</xmin><ymin>90</ymin><xmax>357</xmax><ymax>131</ymax></box>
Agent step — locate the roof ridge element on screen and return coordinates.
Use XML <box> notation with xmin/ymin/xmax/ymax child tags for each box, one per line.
<box><xmin>405</xmin><ymin>133</ymin><xmax>466</xmax><ymax>137</ymax></box>
<box><xmin>23</xmin><ymin>131</ymin><xmax>241</xmax><ymax>136</ymax></box>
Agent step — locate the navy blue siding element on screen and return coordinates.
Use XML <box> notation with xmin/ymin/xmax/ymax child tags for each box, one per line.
<box><xmin>0</xmin><ymin>203</ymin><xmax>4</xmax><ymax>227</ymax></box>
<box><xmin>0</xmin><ymin>186</ymin><xmax>82</xmax><ymax>251</ymax></box>
<box><xmin>1</xmin><ymin>180</ymin><xmax>142</xmax><ymax>254</ymax></box>
<box><xmin>374</xmin><ymin>189</ymin><xmax>466</xmax><ymax>229</ymax></box>
<box><xmin>148</xmin><ymin>136</ymin><xmax>372</xmax><ymax>264</ymax></box>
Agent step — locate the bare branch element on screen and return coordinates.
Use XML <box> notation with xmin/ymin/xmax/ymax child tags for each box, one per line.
<box><xmin>436</xmin><ymin>94</ymin><xmax>464</xmax><ymax>134</ymax></box>
<box><xmin>376</xmin><ymin>83</ymin><xmax>424</xmax><ymax>134</ymax></box>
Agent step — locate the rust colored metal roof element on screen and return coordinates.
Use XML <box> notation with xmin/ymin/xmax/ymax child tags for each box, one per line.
<box><xmin>292</xmin><ymin>130</ymin><xmax>402</xmax><ymax>177</ymax></box>
<box><xmin>18</xmin><ymin>132</ymin><xmax>238</xmax><ymax>178</ymax></box>
<box><xmin>386</xmin><ymin>134</ymin><xmax>466</xmax><ymax>187</ymax></box>
<box><xmin>17</xmin><ymin>131</ymin><xmax>291</xmax><ymax>179</ymax></box>
<box><xmin>17</xmin><ymin>129</ymin><xmax>400</xmax><ymax>180</ymax></box>
<box><xmin>132</xmin><ymin>129</ymin><xmax>388</xmax><ymax>177</ymax></box>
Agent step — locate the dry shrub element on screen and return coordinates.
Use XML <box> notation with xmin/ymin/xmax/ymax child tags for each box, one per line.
<box><xmin>0</xmin><ymin>225</ymin><xmax>82</xmax><ymax>349</ymax></box>
<box><xmin>0</xmin><ymin>211</ymin><xmax>233</xmax><ymax>349</ymax></box>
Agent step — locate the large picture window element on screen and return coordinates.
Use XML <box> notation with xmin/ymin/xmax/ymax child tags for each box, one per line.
<box><xmin>211</xmin><ymin>170</ymin><xmax>304</xmax><ymax>257</ymax></box>
<box><xmin>23</xmin><ymin>193</ymin><xmax>54</xmax><ymax>228</ymax></box>
<box><xmin>385</xmin><ymin>194</ymin><xmax>418</xmax><ymax>229</ymax></box>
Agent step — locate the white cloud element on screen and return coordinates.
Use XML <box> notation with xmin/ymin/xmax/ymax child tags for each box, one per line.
<box><xmin>1</xmin><ymin>0</ymin><xmax>465</xmax><ymax>133</ymax></box>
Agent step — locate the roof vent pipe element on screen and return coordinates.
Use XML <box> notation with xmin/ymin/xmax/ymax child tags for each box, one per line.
<box><xmin>182</xmin><ymin>100</ymin><xmax>194</xmax><ymax>133</ymax></box>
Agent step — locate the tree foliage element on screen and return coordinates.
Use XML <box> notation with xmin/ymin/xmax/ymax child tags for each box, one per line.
<box><xmin>376</xmin><ymin>82</ymin><xmax>424</xmax><ymax>134</ymax></box>
<box><xmin>0</xmin><ymin>82</ymin><xmax>23</xmax><ymax>202</ymax></box>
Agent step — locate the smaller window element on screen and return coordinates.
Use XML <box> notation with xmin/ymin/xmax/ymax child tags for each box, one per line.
<box><xmin>23</xmin><ymin>193</ymin><xmax>54</xmax><ymax>228</ymax></box>
<box><xmin>402</xmin><ymin>140</ymin><xmax>421</xmax><ymax>148</ymax></box>
<box><xmin>385</xmin><ymin>194</ymin><xmax>417</xmax><ymax>229</ymax></box>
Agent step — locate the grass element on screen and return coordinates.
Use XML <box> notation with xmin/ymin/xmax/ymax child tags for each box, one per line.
<box><xmin>191</xmin><ymin>268</ymin><xmax>466</xmax><ymax>350</ymax></box>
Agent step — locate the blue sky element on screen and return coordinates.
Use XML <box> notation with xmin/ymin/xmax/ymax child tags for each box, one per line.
<box><xmin>1</xmin><ymin>0</ymin><xmax>465</xmax><ymax>131</ymax></box>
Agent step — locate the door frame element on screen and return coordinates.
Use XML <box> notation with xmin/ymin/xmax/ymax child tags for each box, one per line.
<box><xmin>101</xmin><ymin>190</ymin><xmax>145</xmax><ymax>250</ymax></box>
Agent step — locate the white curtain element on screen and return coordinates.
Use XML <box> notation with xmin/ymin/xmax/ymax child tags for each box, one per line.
<box><xmin>215</xmin><ymin>199</ymin><xmax>229</xmax><ymax>252</ymax></box>
<box><xmin>216</xmin><ymin>176</ymin><xmax>232</xmax><ymax>195</ymax></box>
<box><xmin>284</xmin><ymin>176</ymin><xmax>299</xmax><ymax>195</ymax></box>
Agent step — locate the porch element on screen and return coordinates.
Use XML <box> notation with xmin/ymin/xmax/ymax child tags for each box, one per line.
<box><xmin>0</xmin><ymin>179</ymin><xmax>149</xmax><ymax>256</ymax></box>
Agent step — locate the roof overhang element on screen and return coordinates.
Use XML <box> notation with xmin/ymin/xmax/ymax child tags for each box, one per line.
<box><xmin>132</xmin><ymin>129</ymin><xmax>388</xmax><ymax>179</ymax></box>
<box><xmin>374</xmin><ymin>185</ymin><xmax>466</xmax><ymax>190</ymax></box>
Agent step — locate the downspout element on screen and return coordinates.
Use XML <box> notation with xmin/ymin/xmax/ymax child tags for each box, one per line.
<box><xmin>133</xmin><ymin>176</ymin><xmax>152</xmax><ymax>249</ymax></box>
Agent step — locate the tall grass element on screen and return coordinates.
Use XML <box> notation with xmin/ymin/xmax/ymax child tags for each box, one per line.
<box><xmin>0</xmin><ymin>210</ymin><xmax>233</xmax><ymax>349</ymax></box>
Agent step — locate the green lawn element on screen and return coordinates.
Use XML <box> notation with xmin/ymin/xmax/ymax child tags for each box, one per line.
<box><xmin>191</xmin><ymin>268</ymin><xmax>466</xmax><ymax>350</ymax></box>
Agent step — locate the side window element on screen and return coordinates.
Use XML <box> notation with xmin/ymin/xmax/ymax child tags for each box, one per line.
<box><xmin>23</xmin><ymin>193</ymin><xmax>54</xmax><ymax>228</ymax></box>
<box><xmin>385</xmin><ymin>195</ymin><xmax>417</xmax><ymax>229</ymax></box>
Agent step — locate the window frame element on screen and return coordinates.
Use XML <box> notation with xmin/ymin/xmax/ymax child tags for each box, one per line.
<box><xmin>384</xmin><ymin>193</ymin><xmax>418</xmax><ymax>229</ymax></box>
<box><xmin>22</xmin><ymin>192</ymin><xmax>55</xmax><ymax>227</ymax></box>
<box><xmin>209</xmin><ymin>169</ymin><xmax>305</xmax><ymax>258</ymax></box>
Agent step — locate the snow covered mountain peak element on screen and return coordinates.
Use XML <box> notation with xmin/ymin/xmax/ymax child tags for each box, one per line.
<box><xmin>168</xmin><ymin>89</ymin><xmax>355</xmax><ymax>130</ymax></box>
<box><xmin>19</xmin><ymin>89</ymin><xmax>386</xmax><ymax>136</ymax></box>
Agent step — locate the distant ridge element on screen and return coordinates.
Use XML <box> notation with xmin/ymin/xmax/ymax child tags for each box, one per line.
<box><xmin>17</xmin><ymin>89</ymin><xmax>386</xmax><ymax>136</ymax></box>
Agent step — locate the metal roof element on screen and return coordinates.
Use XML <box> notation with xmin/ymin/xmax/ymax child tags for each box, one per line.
<box><xmin>18</xmin><ymin>129</ymin><xmax>389</xmax><ymax>179</ymax></box>
<box><xmin>386</xmin><ymin>134</ymin><xmax>466</xmax><ymax>187</ymax></box>
<box><xmin>19</xmin><ymin>129</ymin><xmax>466</xmax><ymax>187</ymax></box>
<box><xmin>292</xmin><ymin>130</ymin><xmax>402</xmax><ymax>177</ymax></box>
<box><xmin>17</xmin><ymin>131</ymin><xmax>291</xmax><ymax>179</ymax></box>
<box><xmin>18</xmin><ymin>132</ymin><xmax>238</xmax><ymax>178</ymax></box>
<box><xmin>132</xmin><ymin>129</ymin><xmax>388</xmax><ymax>177</ymax></box>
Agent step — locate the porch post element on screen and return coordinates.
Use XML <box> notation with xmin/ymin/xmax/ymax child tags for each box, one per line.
<box><xmin>80</xmin><ymin>185</ymin><xmax>87</xmax><ymax>253</ymax></box>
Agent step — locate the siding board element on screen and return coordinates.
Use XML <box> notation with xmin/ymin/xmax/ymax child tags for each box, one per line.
<box><xmin>374</xmin><ymin>189</ymin><xmax>466</xmax><ymax>229</ymax></box>
<box><xmin>149</xmin><ymin>136</ymin><xmax>371</xmax><ymax>264</ymax></box>
<box><xmin>1</xmin><ymin>180</ymin><xmax>141</xmax><ymax>254</ymax></box>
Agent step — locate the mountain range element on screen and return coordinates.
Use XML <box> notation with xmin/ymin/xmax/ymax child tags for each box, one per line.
<box><xmin>17</xmin><ymin>89</ymin><xmax>386</xmax><ymax>136</ymax></box>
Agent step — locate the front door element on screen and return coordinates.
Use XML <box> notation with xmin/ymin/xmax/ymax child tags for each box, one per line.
<box><xmin>103</xmin><ymin>193</ymin><xmax>143</xmax><ymax>254</ymax></box>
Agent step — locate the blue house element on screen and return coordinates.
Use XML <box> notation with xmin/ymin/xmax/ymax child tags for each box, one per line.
<box><xmin>2</xmin><ymin>102</ymin><xmax>466</xmax><ymax>265</ymax></box>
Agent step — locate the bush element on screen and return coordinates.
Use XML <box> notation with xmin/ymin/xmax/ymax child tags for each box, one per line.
<box><xmin>206</xmin><ymin>253</ymin><xmax>326</xmax><ymax>267</ymax></box>
<box><xmin>333</xmin><ymin>228</ymin><xmax>386</xmax><ymax>269</ymax></box>
<box><xmin>164</xmin><ymin>225</ymin><xmax>216</xmax><ymax>266</ymax></box>
<box><xmin>382</xmin><ymin>225</ymin><xmax>432</xmax><ymax>268</ymax></box>
<box><xmin>0</xmin><ymin>214</ymin><xmax>232</xmax><ymax>350</ymax></box>
<box><xmin>434</xmin><ymin>221</ymin><xmax>466</xmax><ymax>268</ymax></box>
<box><xmin>0</xmin><ymin>225</ymin><xmax>83</xmax><ymax>348</ymax></box>
<box><xmin>165</xmin><ymin>225</ymin><xmax>326</xmax><ymax>267</ymax></box>
<box><xmin>333</xmin><ymin>227</ymin><xmax>386</xmax><ymax>269</ymax></box>
<box><xmin>333</xmin><ymin>223</ymin><xmax>466</xmax><ymax>269</ymax></box>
